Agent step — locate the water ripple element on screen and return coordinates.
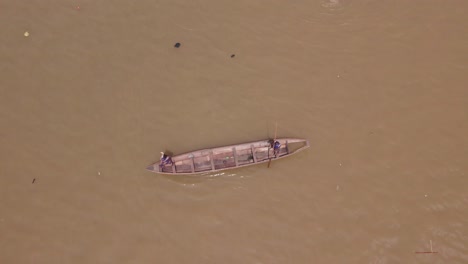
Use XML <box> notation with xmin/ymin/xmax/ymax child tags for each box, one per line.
<box><xmin>423</xmin><ymin>197</ymin><xmax>466</xmax><ymax>212</ymax></box>
<box><xmin>321</xmin><ymin>0</ymin><xmax>347</xmax><ymax>11</ymax></box>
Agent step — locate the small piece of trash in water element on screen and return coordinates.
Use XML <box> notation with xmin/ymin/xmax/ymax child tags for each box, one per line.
<box><xmin>32</xmin><ymin>178</ymin><xmax>36</xmax><ymax>184</ymax></box>
<box><xmin>231</xmin><ymin>54</ymin><xmax>235</xmax><ymax>58</ymax></box>
<box><xmin>337</xmin><ymin>75</ymin><xmax>340</xmax><ymax>78</ymax></box>
<box><xmin>24</xmin><ymin>31</ymin><xmax>29</xmax><ymax>37</ymax></box>
<box><xmin>336</xmin><ymin>185</ymin><xmax>340</xmax><ymax>190</ymax></box>
<box><xmin>98</xmin><ymin>172</ymin><xmax>101</xmax><ymax>175</ymax></box>
<box><xmin>415</xmin><ymin>239</ymin><xmax>437</xmax><ymax>254</ymax></box>
<box><xmin>425</xmin><ymin>194</ymin><xmax>428</xmax><ymax>197</ymax></box>
<box><xmin>174</xmin><ymin>42</ymin><xmax>181</xmax><ymax>48</ymax></box>
<box><xmin>339</xmin><ymin>163</ymin><xmax>342</xmax><ymax>166</ymax></box>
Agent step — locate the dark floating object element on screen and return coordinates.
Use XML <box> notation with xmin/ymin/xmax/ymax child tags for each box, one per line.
<box><xmin>231</xmin><ymin>54</ymin><xmax>235</xmax><ymax>58</ymax></box>
<box><xmin>32</xmin><ymin>178</ymin><xmax>36</xmax><ymax>184</ymax></box>
<box><xmin>174</xmin><ymin>42</ymin><xmax>181</xmax><ymax>48</ymax></box>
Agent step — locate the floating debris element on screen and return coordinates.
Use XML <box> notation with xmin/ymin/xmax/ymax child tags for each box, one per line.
<box><xmin>24</xmin><ymin>31</ymin><xmax>29</xmax><ymax>37</ymax></box>
<box><xmin>415</xmin><ymin>240</ymin><xmax>437</xmax><ymax>254</ymax></box>
<box><xmin>231</xmin><ymin>54</ymin><xmax>235</xmax><ymax>58</ymax></box>
<box><xmin>174</xmin><ymin>42</ymin><xmax>181</xmax><ymax>48</ymax></box>
<box><xmin>98</xmin><ymin>172</ymin><xmax>101</xmax><ymax>175</ymax></box>
<box><xmin>32</xmin><ymin>178</ymin><xmax>36</xmax><ymax>184</ymax></box>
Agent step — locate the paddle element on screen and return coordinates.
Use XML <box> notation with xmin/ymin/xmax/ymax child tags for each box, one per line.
<box><xmin>268</xmin><ymin>122</ymin><xmax>278</xmax><ymax>168</ymax></box>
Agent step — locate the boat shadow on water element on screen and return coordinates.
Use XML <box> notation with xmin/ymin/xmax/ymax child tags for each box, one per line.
<box><xmin>159</xmin><ymin>170</ymin><xmax>244</xmax><ymax>185</ymax></box>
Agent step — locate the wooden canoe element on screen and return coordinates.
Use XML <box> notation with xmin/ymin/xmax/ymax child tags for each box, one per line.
<box><xmin>146</xmin><ymin>138</ymin><xmax>309</xmax><ymax>175</ymax></box>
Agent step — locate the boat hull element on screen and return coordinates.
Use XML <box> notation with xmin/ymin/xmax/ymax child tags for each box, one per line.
<box><xmin>146</xmin><ymin>138</ymin><xmax>309</xmax><ymax>175</ymax></box>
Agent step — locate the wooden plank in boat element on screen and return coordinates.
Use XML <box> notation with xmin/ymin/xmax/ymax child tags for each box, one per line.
<box><xmin>251</xmin><ymin>145</ymin><xmax>257</xmax><ymax>163</ymax></box>
<box><xmin>210</xmin><ymin>152</ymin><xmax>215</xmax><ymax>170</ymax></box>
<box><xmin>233</xmin><ymin>147</ymin><xmax>239</xmax><ymax>166</ymax></box>
<box><xmin>190</xmin><ymin>158</ymin><xmax>195</xmax><ymax>173</ymax></box>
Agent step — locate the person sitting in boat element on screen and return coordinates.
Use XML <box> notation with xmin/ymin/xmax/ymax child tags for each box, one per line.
<box><xmin>159</xmin><ymin>152</ymin><xmax>173</xmax><ymax>167</ymax></box>
<box><xmin>273</xmin><ymin>141</ymin><xmax>281</xmax><ymax>156</ymax></box>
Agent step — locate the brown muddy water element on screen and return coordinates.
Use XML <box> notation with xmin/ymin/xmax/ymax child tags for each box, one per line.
<box><xmin>1</xmin><ymin>0</ymin><xmax>467</xmax><ymax>263</ymax></box>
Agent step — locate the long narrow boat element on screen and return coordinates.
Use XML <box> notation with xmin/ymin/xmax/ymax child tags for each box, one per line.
<box><xmin>146</xmin><ymin>138</ymin><xmax>309</xmax><ymax>175</ymax></box>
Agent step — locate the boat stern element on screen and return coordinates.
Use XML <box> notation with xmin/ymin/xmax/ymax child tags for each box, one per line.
<box><xmin>146</xmin><ymin>164</ymin><xmax>156</xmax><ymax>172</ymax></box>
